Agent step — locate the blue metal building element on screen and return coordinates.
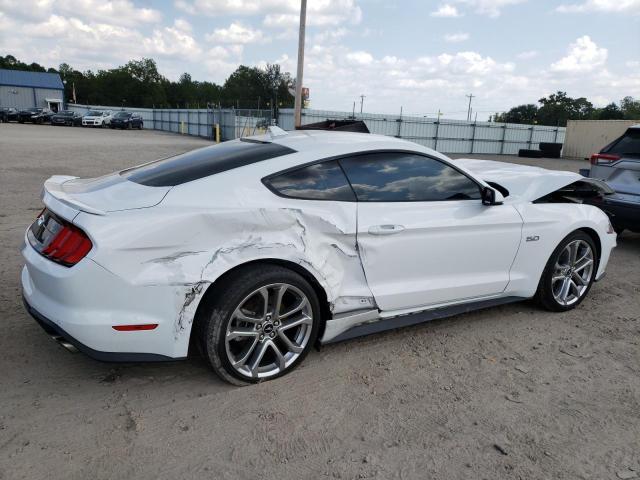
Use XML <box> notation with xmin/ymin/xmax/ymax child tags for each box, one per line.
<box><xmin>0</xmin><ymin>69</ymin><xmax>65</xmax><ymax>111</ymax></box>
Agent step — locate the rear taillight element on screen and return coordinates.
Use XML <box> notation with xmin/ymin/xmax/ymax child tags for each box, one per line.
<box><xmin>28</xmin><ymin>209</ymin><xmax>92</xmax><ymax>266</ymax></box>
<box><xmin>590</xmin><ymin>153</ymin><xmax>620</xmax><ymax>165</ymax></box>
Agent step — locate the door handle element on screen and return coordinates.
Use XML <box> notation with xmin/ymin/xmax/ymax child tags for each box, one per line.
<box><xmin>368</xmin><ymin>224</ymin><xmax>405</xmax><ymax>235</ymax></box>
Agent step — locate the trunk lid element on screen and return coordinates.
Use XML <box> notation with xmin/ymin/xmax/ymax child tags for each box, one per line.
<box><xmin>43</xmin><ymin>173</ymin><xmax>171</xmax><ymax>217</ymax></box>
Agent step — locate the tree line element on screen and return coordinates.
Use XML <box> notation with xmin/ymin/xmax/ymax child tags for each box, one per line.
<box><xmin>3</xmin><ymin>55</ymin><xmax>638</xmax><ymax>125</ymax></box>
<box><xmin>492</xmin><ymin>91</ymin><xmax>640</xmax><ymax>126</ymax></box>
<box><xmin>0</xmin><ymin>54</ymin><xmax>295</xmax><ymax>111</ymax></box>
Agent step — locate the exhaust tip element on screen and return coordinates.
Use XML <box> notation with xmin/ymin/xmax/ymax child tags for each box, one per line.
<box><xmin>50</xmin><ymin>334</ymin><xmax>79</xmax><ymax>353</ymax></box>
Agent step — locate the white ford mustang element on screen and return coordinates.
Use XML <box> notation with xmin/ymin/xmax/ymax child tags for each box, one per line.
<box><xmin>22</xmin><ymin>128</ymin><xmax>616</xmax><ymax>384</ymax></box>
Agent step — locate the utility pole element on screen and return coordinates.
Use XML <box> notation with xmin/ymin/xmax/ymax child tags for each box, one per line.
<box><xmin>359</xmin><ymin>94</ymin><xmax>365</xmax><ymax>114</ymax></box>
<box><xmin>465</xmin><ymin>93</ymin><xmax>475</xmax><ymax>122</ymax></box>
<box><xmin>294</xmin><ymin>0</ymin><xmax>307</xmax><ymax>128</ymax></box>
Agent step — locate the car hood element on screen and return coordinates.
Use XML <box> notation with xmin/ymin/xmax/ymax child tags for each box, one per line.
<box><xmin>83</xmin><ymin>116</ymin><xmax>101</xmax><ymax>120</ymax></box>
<box><xmin>43</xmin><ymin>173</ymin><xmax>171</xmax><ymax>215</ymax></box>
<box><xmin>454</xmin><ymin>158</ymin><xmax>584</xmax><ymax>201</ymax></box>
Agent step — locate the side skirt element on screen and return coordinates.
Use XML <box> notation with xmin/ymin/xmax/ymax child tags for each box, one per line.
<box><xmin>321</xmin><ymin>296</ymin><xmax>525</xmax><ymax>344</ymax></box>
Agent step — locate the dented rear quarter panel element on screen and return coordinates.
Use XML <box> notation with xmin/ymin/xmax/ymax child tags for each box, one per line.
<box><xmin>74</xmin><ymin>157</ymin><xmax>374</xmax><ymax>356</ymax></box>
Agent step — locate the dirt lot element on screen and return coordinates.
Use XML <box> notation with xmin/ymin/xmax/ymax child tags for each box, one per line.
<box><xmin>1</xmin><ymin>123</ymin><xmax>638</xmax><ymax>480</ymax></box>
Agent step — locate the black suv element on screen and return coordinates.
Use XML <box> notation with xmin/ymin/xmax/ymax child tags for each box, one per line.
<box><xmin>18</xmin><ymin>108</ymin><xmax>54</xmax><ymax>124</ymax></box>
<box><xmin>0</xmin><ymin>107</ymin><xmax>19</xmax><ymax>122</ymax></box>
<box><xmin>110</xmin><ymin>111</ymin><xmax>143</xmax><ymax>129</ymax></box>
<box><xmin>51</xmin><ymin>110</ymin><xmax>83</xmax><ymax>126</ymax></box>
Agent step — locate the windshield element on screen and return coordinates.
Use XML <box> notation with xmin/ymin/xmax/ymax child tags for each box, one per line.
<box><xmin>58</xmin><ymin>111</ymin><xmax>73</xmax><ymax>115</ymax></box>
<box><xmin>607</xmin><ymin>130</ymin><xmax>640</xmax><ymax>157</ymax></box>
<box><xmin>86</xmin><ymin>110</ymin><xmax>102</xmax><ymax>116</ymax></box>
<box><xmin>114</xmin><ymin>112</ymin><xmax>130</xmax><ymax>118</ymax></box>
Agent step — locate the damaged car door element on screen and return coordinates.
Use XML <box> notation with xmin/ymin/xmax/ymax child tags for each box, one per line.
<box><xmin>340</xmin><ymin>152</ymin><xmax>523</xmax><ymax>311</ymax></box>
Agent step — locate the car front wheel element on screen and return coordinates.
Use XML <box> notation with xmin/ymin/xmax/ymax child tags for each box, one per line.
<box><xmin>198</xmin><ymin>265</ymin><xmax>320</xmax><ymax>385</ymax></box>
<box><xmin>535</xmin><ymin>231</ymin><xmax>597</xmax><ymax>312</ymax></box>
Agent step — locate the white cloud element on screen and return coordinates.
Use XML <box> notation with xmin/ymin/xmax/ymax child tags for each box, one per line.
<box><xmin>176</xmin><ymin>0</ymin><xmax>362</xmax><ymax>26</ymax></box>
<box><xmin>444</xmin><ymin>32</ymin><xmax>470</xmax><ymax>42</ymax></box>
<box><xmin>313</xmin><ymin>28</ymin><xmax>348</xmax><ymax>43</ymax></box>
<box><xmin>144</xmin><ymin>24</ymin><xmax>202</xmax><ymax>60</ymax></box>
<box><xmin>453</xmin><ymin>0</ymin><xmax>527</xmax><ymax>17</ymax></box>
<box><xmin>517</xmin><ymin>50</ymin><xmax>539</xmax><ymax>59</ymax></box>
<box><xmin>556</xmin><ymin>0</ymin><xmax>640</xmax><ymax>13</ymax></box>
<box><xmin>0</xmin><ymin>0</ymin><xmax>161</xmax><ymax>26</ymax></box>
<box><xmin>550</xmin><ymin>35</ymin><xmax>607</xmax><ymax>73</ymax></box>
<box><xmin>207</xmin><ymin>22</ymin><xmax>264</xmax><ymax>44</ymax></box>
<box><xmin>430</xmin><ymin>4</ymin><xmax>462</xmax><ymax>17</ymax></box>
<box><xmin>346</xmin><ymin>51</ymin><xmax>374</xmax><ymax>65</ymax></box>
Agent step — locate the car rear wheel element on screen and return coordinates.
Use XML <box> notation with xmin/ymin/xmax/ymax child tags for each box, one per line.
<box><xmin>198</xmin><ymin>265</ymin><xmax>320</xmax><ymax>385</ymax></box>
<box><xmin>535</xmin><ymin>231</ymin><xmax>597</xmax><ymax>312</ymax></box>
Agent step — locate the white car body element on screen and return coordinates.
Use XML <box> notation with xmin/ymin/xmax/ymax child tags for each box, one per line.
<box><xmin>82</xmin><ymin>110</ymin><xmax>113</xmax><ymax>127</ymax></box>
<box><xmin>21</xmin><ymin>130</ymin><xmax>616</xmax><ymax>363</ymax></box>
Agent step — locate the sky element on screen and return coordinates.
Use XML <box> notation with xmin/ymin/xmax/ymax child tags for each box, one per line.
<box><xmin>0</xmin><ymin>0</ymin><xmax>638</xmax><ymax>119</ymax></box>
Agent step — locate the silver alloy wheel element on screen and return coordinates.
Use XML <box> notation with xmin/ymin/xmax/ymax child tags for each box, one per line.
<box><xmin>551</xmin><ymin>239</ymin><xmax>594</xmax><ymax>306</ymax></box>
<box><xmin>225</xmin><ymin>283</ymin><xmax>313</xmax><ymax>379</ymax></box>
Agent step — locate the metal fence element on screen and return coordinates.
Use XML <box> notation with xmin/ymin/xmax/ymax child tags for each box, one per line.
<box><xmin>68</xmin><ymin>104</ymin><xmax>272</xmax><ymax>141</ymax></box>
<box><xmin>278</xmin><ymin>108</ymin><xmax>566</xmax><ymax>155</ymax></box>
<box><xmin>68</xmin><ymin>104</ymin><xmax>565</xmax><ymax>155</ymax></box>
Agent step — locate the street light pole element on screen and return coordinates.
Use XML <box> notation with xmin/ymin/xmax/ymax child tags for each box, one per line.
<box><xmin>294</xmin><ymin>0</ymin><xmax>307</xmax><ymax>129</ymax></box>
<box><xmin>359</xmin><ymin>94</ymin><xmax>365</xmax><ymax>114</ymax></box>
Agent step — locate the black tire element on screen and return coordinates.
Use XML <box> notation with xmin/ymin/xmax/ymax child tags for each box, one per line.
<box><xmin>535</xmin><ymin>230</ymin><xmax>598</xmax><ymax>312</ymax></box>
<box><xmin>197</xmin><ymin>264</ymin><xmax>321</xmax><ymax>385</ymax></box>
<box><xmin>127</xmin><ymin>122</ymin><xmax>132</xmax><ymax>130</ymax></box>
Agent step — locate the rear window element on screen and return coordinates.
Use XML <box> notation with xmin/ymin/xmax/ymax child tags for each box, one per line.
<box><xmin>122</xmin><ymin>140</ymin><xmax>296</xmax><ymax>187</ymax></box>
<box><xmin>606</xmin><ymin>129</ymin><xmax>640</xmax><ymax>157</ymax></box>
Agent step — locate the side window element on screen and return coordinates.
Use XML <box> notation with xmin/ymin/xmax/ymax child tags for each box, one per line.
<box><xmin>264</xmin><ymin>160</ymin><xmax>356</xmax><ymax>201</ymax></box>
<box><xmin>339</xmin><ymin>152</ymin><xmax>481</xmax><ymax>202</ymax></box>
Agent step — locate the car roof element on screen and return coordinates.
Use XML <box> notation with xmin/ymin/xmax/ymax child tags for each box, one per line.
<box><xmin>247</xmin><ymin>129</ymin><xmax>432</xmax><ymax>158</ymax></box>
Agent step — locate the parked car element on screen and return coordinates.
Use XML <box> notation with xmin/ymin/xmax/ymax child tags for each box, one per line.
<box><xmin>109</xmin><ymin>111</ymin><xmax>143</xmax><ymax>129</ymax></box>
<box><xmin>1</xmin><ymin>107</ymin><xmax>19</xmax><ymax>122</ymax></box>
<box><xmin>583</xmin><ymin>124</ymin><xmax>640</xmax><ymax>233</ymax></box>
<box><xmin>22</xmin><ymin>129</ymin><xmax>616</xmax><ymax>385</ymax></box>
<box><xmin>17</xmin><ymin>108</ymin><xmax>53</xmax><ymax>124</ymax></box>
<box><xmin>51</xmin><ymin>110</ymin><xmax>83</xmax><ymax>127</ymax></box>
<box><xmin>82</xmin><ymin>110</ymin><xmax>113</xmax><ymax>127</ymax></box>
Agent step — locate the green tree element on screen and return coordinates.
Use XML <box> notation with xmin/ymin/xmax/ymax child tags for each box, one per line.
<box><xmin>494</xmin><ymin>104</ymin><xmax>538</xmax><ymax>124</ymax></box>
<box><xmin>620</xmin><ymin>96</ymin><xmax>640</xmax><ymax>119</ymax></box>
<box><xmin>536</xmin><ymin>91</ymin><xmax>594</xmax><ymax>126</ymax></box>
<box><xmin>593</xmin><ymin>102</ymin><xmax>624</xmax><ymax>120</ymax></box>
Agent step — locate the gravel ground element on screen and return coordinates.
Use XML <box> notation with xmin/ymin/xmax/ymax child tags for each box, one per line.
<box><xmin>1</xmin><ymin>123</ymin><xmax>638</xmax><ymax>480</ymax></box>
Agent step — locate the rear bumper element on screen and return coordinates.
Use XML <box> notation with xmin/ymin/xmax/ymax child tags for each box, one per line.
<box><xmin>23</xmin><ymin>297</ymin><xmax>176</xmax><ymax>362</ymax></box>
<box><xmin>21</xmin><ymin>237</ymin><xmax>188</xmax><ymax>360</ymax></box>
<box><xmin>587</xmin><ymin>194</ymin><xmax>640</xmax><ymax>232</ymax></box>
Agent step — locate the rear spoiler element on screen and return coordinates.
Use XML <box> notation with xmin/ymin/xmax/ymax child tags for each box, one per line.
<box><xmin>42</xmin><ymin>176</ymin><xmax>107</xmax><ymax>219</ymax></box>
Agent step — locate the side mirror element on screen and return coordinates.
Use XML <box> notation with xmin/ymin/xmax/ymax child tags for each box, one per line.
<box><xmin>481</xmin><ymin>186</ymin><xmax>504</xmax><ymax>205</ymax></box>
